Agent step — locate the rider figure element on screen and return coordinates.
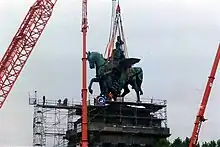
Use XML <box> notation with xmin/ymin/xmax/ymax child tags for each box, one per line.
<box><xmin>111</xmin><ymin>36</ymin><xmax>126</xmax><ymax>97</ymax></box>
<box><xmin>116</xmin><ymin>36</ymin><xmax>123</xmax><ymax>50</ymax></box>
<box><xmin>115</xmin><ymin>35</ymin><xmax>125</xmax><ymax>61</ymax></box>
<box><xmin>105</xmin><ymin>36</ymin><xmax>126</xmax><ymax>100</ymax></box>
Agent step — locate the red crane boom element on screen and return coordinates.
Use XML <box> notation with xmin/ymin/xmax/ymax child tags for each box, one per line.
<box><xmin>0</xmin><ymin>0</ymin><xmax>57</xmax><ymax>109</ymax></box>
<box><xmin>81</xmin><ymin>0</ymin><xmax>89</xmax><ymax>146</ymax></box>
<box><xmin>1</xmin><ymin>0</ymin><xmax>89</xmax><ymax>146</ymax></box>
<box><xmin>189</xmin><ymin>44</ymin><xmax>220</xmax><ymax>147</ymax></box>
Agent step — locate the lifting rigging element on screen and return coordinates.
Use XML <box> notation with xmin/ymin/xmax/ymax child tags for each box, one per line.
<box><xmin>105</xmin><ymin>0</ymin><xmax>128</xmax><ymax>59</ymax></box>
<box><xmin>104</xmin><ymin>1</ymin><xmax>134</xmax><ymax>101</ymax></box>
<box><xmin>189</xmin><ymin>44</ymin><xmax>220</xmax><ymax>147</ymax></box>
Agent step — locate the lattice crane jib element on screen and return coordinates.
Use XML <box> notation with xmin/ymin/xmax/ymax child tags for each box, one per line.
<box><xmin>0</xmin><ymin>0</ymin><xmax>57</xmax><ymax>109</ymax></box>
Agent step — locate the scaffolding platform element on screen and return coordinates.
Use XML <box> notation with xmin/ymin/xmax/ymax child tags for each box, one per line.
<box><xmin>29</xmin><ymin>91</ymin><xmax>170</xmax><ymax>147</ymax></box>
<box><xmin>65</xmin><ymin>98</ymin><xmax>170</xmax><ymax>147</ymax></box>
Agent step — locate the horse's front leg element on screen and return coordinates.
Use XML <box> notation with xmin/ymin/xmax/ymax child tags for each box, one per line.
<box><xmin>121</xmin><ymin>84</ymin><xmax>130</xmax><ymax>97</ymax></box>
<box><xmin>88</xmin><ymin>77</ymin><xmax>100</xmax><ymax>94</ymax></box>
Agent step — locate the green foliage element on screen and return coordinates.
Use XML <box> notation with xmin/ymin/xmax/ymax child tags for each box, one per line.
<box><xmin>156</xmin><ymin>139</ymin><xmax>170</xmax><ymax>147</ymax></box>
<box><xmin>156</xmin><ymin>138</ymin><xmax>220</xmax><ymax>147</ymax></box>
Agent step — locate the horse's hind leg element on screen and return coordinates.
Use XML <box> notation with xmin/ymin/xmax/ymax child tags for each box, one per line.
<box><xmin>139</xmin><ymin>88</ymin><xmax>143</xmax><ymax>95</ymax></box>
<box><xmin>133</xmin><ymin>82</ymin><xmax>141</xmax><ymax>103</ymax></box>
<box><xmin>136</xmin><ymin>71</ymin><xmax>143</xmax><ymax>95</ymax></box>
<box><xmin>121</xmin><ymin>85</ymin><xmax>130</xmax><ymax>97</ymax></box>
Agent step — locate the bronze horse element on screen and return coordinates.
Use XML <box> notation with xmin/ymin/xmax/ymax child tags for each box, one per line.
<box><xmin>87</xmin><ymin>51</ymin><xmax>143</xmax><ymax>102</ymax></box>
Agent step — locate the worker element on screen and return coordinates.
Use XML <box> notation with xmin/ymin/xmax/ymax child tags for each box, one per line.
<box><xmin>108</xmin><ymin>92</ymin><xmax>114</xmax><ymax>101</ymax></box>
<box><xmin>43</xmin><ymin>96</ymin><xmax>45</xmax><ymax>105</ymax></box>
<box><xmin>58</xmin><ymin>99</ymin><xmax>61</xmax><ymax>106</ymax></box>
<box><xmin>63</xmin><ymin>98</ymin><xmax>68</xmax><ymax>106</ymax></box>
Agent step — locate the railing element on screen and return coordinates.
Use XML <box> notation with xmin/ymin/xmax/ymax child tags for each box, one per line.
<box><xmin>29</xmin><ymin>91</ymin><xmax>167</xmax><ymax>107</ymax></box>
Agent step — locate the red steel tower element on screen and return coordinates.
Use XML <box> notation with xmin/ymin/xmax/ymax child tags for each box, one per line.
<box><xmin>81</xmin><ymin>0</ymin><xmax>89</xmax><ymax>146</ymax></box>
<box><xmin>189</xmin><ymin>44</ymin><xmax>220</xmax><ymax>147</ymax></box>
<box><xmin>0</xmin><ymin>0</ymin><xmax>57</xmax><ymax>109</ymax></box>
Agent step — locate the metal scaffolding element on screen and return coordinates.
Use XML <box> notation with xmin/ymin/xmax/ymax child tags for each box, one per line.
<box><xmin>29</xmin><ymin>91</ymin><xmax>169</xmax><ymax>147</ymax></box>
<box><xmin>29</xmin><ymin>91</ymin><xmax>80</xmax><ymax>147</ymax></box>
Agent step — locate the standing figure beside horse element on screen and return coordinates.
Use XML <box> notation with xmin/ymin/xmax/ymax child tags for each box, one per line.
<box><xmin>86</xmin><ymin>50</ymin><xmax>143</xmax><ymax>102</ymax></box>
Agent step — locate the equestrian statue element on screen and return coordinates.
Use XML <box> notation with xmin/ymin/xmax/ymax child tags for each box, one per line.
<box><xmin>87</xmin><ymin>36</ymin><xmax>143</xmax><ymax>102</ymax></box>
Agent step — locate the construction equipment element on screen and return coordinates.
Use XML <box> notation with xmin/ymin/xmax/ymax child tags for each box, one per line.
<box><xmin>189</xmin><ymin>44</ymin><xmax>220</xmax><ymax>147</ymax></box>
<box><xmin>81</xmin><ymin>0</ymin><xmax>89</xmax><ymax>146</ymax></box>
<box><xmin>104</xmin><ymin>1</ymin><xmax>128</xmax><ymax>59</ymax></box>
<box><xmin>2</xmin><ymin>1</ymin><xmax>219</xmax><ymax>146</ymax></box>
<box><xmin>0</xmin><ymin>0</ymin><xmax>57</xmax><ymax>109</ymax></box>
<box><xmin>0</xmin><ymin>0</ymin><xmax>89</xmax><ymax>146</ymax></box>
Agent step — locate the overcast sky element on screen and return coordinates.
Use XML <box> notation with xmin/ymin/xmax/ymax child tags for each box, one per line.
<box><xmin>0</xmin><ymin>0</ymin><xmax>220</xmax><ymax>146</ymax></box>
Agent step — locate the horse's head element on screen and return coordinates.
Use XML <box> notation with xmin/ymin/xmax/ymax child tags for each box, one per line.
<box><xmin>86</xmin><ymin>51</ymin><xmax>95</xmax><ymax>69</ymax></box>
<box><xmin>86</xmin><ymin>51</ymin><xmax>105</xmax><ymax>69</ymax></box>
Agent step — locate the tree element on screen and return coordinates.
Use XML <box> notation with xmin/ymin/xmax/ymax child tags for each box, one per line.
<box><xmin>155</xmin><ymin>137</ymin><xmax>220</xmax><ymax>147</ymax></box>
<box><xmin>156</xmin><ymin>139</ymin><xmax>171</xmax><ymax>147</ymax></box>
<box><xmin>202</xmin><ymin>142</ymin><xmax>209</xmax><ymax>147</ymax></box>
<box><xmin>182</xmin><ymin>137</ymin><xmax>190</xmax><ymax>147</ymax></box>
<box><xmin>217</xmin><ymin>139</ymin><xmax>220</xmax><ymax>147</ymax></box>
<box><xmin>209</xmin><ymin>140</ymin><xmax>217</xmax><ymax>147</ymax></box>
<box><xmin>171</xmin><ymin>137</ymin><xmax>183</xmax><ymax>147</ymax></box>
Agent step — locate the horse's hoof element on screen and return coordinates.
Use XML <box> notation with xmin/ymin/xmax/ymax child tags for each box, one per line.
<box><xmin>136</xmin><ymin>100</ymin><xmax>142</xmax><ymax>103</ymax></box>
<box><xmin>140</xmin><ymin>92</ymin><xmax>143</xmax><ymax>95</ymax></box>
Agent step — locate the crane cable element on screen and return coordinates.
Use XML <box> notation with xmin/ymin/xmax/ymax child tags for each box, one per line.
<box><xmin>104</xmin><ymin>0</ymin><xmax>117</xmax><ymax>57</ymax></box>
<box><xmin>104</xmin><ymin>0</ymin><xmax>129</xmax><ymax>70</ymax></box>
<box><xmin>104</xmin><ymin>0</ymin><xmax>131</xmax><ymax>99</ymax></box>
<box><xmin>106</xmin><ymin>5</ymin><xmax>120</xmax><ymax>59</ymax></box>
<box><xmin>108</xmin><ymin>0</ymin><xmax>117</xmax><ymax>42</ymax></box>
<box><xmin>105</xmin><ymin>0</ymin><xmax>125</xmax><ymax>59</ymax></box>
<box><xmin>119</xmin><ymin>13</ymin><xmax>128</xmax><ymax>58</ymax></box>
